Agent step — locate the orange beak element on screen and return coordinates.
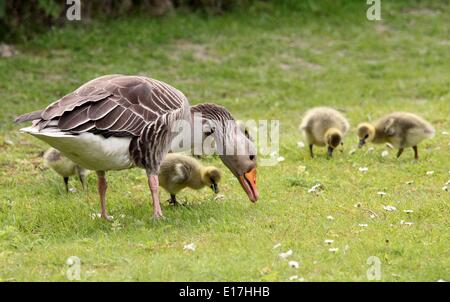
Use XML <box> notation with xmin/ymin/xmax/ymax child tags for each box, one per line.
<box><xmin>238</xmin><ymin>167</ymin><xmax>259</xmax><ymax>202</ymax></box>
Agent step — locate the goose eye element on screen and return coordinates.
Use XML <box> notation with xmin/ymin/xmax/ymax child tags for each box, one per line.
<box><xmin>364</xmin><ymin>134</ymin><xmax>369</xmax><ymax>139</ymax></box>
<box><xmin>249</xmin><ymin>155</ymin><xmax>255</xmax><ymax>161</ymax></box>
<box><xmin>205</xmin><ymin>127</ymin><xmax>215</xmax><ymax>137</ymax></box>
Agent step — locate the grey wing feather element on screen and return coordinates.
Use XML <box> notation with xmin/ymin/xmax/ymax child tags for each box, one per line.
<box><xmin>16</xmin><ymin>75</ymin><xmax>189</xmax><ymax>138</ymax></box>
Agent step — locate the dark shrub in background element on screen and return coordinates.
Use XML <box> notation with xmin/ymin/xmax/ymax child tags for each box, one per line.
<box><xmin>0</xmin><ymin>0</ymin><xmax>253</xmax><ymax>41</ymax></box>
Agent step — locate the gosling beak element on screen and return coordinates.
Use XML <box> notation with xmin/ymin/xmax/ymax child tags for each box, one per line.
<box><xmin>210</xmin><ymin>183</ymin><xmax>219</xmax><ymax>194</ymax></box>
<box><xmin>327</xmin><ymin>146</ymin><xmax>334</xmax><ymax>157</ymax></box>
<box><xmin>238</xmin><ymin>167</ymin><xmax>259</xmax><ymax>203</ymax></box>
<box><xmin>358</xmin><ymin>139</ymin><xmax>366</xmax><ymax>148</ymax></box>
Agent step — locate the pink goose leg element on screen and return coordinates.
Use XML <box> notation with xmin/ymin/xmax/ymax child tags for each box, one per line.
<box><xmin>96</xmin><ymin>171</ymin><xmax>112</xmax><ymax>221</ymax></box>
<box><xmin>148</xmin><ymin>174</ymin><xmax>163</xmax><ymax>219</ymax></box>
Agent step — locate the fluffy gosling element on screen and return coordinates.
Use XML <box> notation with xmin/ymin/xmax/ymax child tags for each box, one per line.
<box><xmin>357</xmin><ymin>112</ymin><xmax>435</xmax><ymax>160</ymax></box>
<box><xmin>299</xmin><ymin>107</ymin><xmax>350</xmax><ymax>157</ymax></box>
<box><xmin>158</xmin><ymin>153</ymin><xmax>222</xmax><ymax>205</ymax></box>
<box><xmin>43</xmin><ymin>148</ymin><xmax>88</xmax><ymax>192</ymax></box>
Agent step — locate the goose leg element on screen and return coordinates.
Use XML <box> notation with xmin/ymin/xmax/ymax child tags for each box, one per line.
<box><xmin>397</xmin><ymin>148</ymin><xmax>404</xmax><ymax>158</ymax></box>
<box><xmin>412</xmin><ymin>146</ymin><xmax>419</xmax><ymax>160</ymax></box>
<box><xmin>148</xmin><ymin>174</ymin><xmax>163</xmax><ymax>219</ymax></box>
<box><xmin>63</xmin><ymin>177</ymin><xmax>69</xmax><ymax>193</ymax></box>
<box><xmin>96</xmin><ymin>171</ymin><xmax>112</xmax><ymax>220</ymax></box>
<box><xmin>309</xmin><ymin>144</ymin><xmax>314</xmax><ymax>158</ymax></box>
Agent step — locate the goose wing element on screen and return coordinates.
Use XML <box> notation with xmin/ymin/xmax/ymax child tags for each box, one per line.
<box><xmin>16</xmin><ymin>75</ymin><xmax>189</xmax><ymax>138</ymax></box>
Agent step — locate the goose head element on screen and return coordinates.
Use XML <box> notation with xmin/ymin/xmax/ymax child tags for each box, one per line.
<box><xmin>210</xmin><ymin>120</ymin><xmax>259</xmax><ymax>202</ymax></box>
<box><xmin>357</xmin><ymin>123</ymin><xmax>375</xmax><ymax>147</ymax></box>
<box><xmin>324</xmin><ymin>128</ymin><xmax>343</xmax><ymax>157</ymax></box>
<box><xmin>191</xmin><ymin>103</ymin><xmax>259</xmax><ymax>203</ymax></box>
<box><xmin>201</xmin><ymin>166</ymin><xmax>222</xmax><ymax>194</ymax></box>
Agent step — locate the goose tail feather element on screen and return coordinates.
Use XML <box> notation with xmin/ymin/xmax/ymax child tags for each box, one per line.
<box><xmin>14</xmin><ymin>110</ymin><xmax>43</xmax><ymax>123</ymax></box>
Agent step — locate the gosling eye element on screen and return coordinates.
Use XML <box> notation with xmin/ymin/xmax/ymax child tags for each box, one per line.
<box><xmin>249</xmin><ymin>155</ymin><xmax>255</xmax><ymax>161</ymax></box>
<box><xmin>364</xmin><ymin>134</ymin><xmax>369</xmax><ymax>139</ymax></box>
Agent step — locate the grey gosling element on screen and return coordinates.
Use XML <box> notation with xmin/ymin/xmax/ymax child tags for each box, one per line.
<box><xmin>357</xmin><ymin>112</ymin><xmax>435</xmax><ymax>160</ymax></box>
<box><xmin>158</xmin><ymin>153</ymin><xmax>222</xmax><ymax>205</ymax></box>
<box><xmin>43</xmin><ymin>148</ymin><xmax>88</xmax><ymax>192</ymax></box>
<box><xmin>299</xmin><ymin>107</ymin><xmax>350</xmax><ymax>157</ymax></box>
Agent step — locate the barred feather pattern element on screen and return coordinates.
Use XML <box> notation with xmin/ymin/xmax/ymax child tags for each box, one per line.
<box><xmin>16</xmin><ymin>74</ymin><xmax>190</xmax><ymax>173</ymax></box>
<box><xmin>190</xmin><ymin>103</ymin><xmax>243</xmax><ymax>155</ymax></box>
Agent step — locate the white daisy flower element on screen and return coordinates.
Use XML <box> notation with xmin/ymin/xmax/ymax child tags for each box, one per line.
<box><xmin>400</xmin><ymin>220</ymin><xmax>413</xmax><ymax>226</ymax></box>
<box><xmin>442</xmin><ymin>186</ymin><xmax>448</xmax><ymax>192</ymax></box>
<box><xmin>326</xmin><ymin>215</ymin><xmax>334</xmax><ymax>220</ymax></box>
<box><xmin>289</xmin><ymin>275</ymin><xmax>299</xmax><ymax>281</ymax></box>
<box><xmin>183</xmin><ymin>243</ymin><xmax>196</xmax><ymax>251</ymax></box>
<box><xmin>273</xmin><ymin>243</ymin><xmax>282</xmax><ymax>249</ymax></box>
<box><xmin>297</xmin><ymin>141</ymin><xmax>305</xmax><ymax>148</ymax></box>
<box><xmin>277</xmin><ymin>156</ymin><xmax>285</xmax><ymax>162</ymax></box>
<box><xmin>288</xmin><ymin>261</ymin><xmax>300</xmax><ymax>268</ymax></box>
<box><xmin>426</xmin><ymin>171</ymin><xmax>434</xmax><ymax>176</ymax></box>
<box><xmin>377</xmin><ymin>191</ymin><xmax>387</xmax><ymax>196</ymax></box>
<box><xmin>349</xmin><ymin>148</ymin><xmax>356</xmax><ymax>155</ymax></box>
<box><xmin>383</xmin><ymin>205</ymin><xmax>397</xmax><ymax>212</ymax></box>
<box><xmin>381</xmin><ymin>150</ymin><xmax>389</xmax><ymax>157</ymax></box>
<box><xmin>279</xmin><ymin>249</ymin><xmax>293</xmax><ymax>259</ymax></box>
<box><xmin>329</xmin><ymin>248</ymin><xmax>339</xmax><ymax>253</ymax></box>
<box><xmin>358</xmin><ymin>224</ymin><xmax>368</xmax><ymax>227</ymax></box>
<box><xmin>406</xmin><ymin>180</ymin><xmax>414</xmax><ymax>185</ymax></box>
<box><xmin>90</xmin><ymin>213</ymin><xmax>101</xmax><ymax>220</ymax></box>
<box><xmin>359</xmin><ymin>167</ymin><xmax>369</xmax><ymax>173</ymax></box>
<box><xmin>214</xmin><ymin>194</ymin><xmax>225</xmax><ymax>201</ymax></box>
<box><xmin>324</xmin><ymin>239</ymin><xmax>334</xmax><ymax>245</ymax></box>
<box><xmin>354</xmin><ymin>202</ymin><xmax>362</xmax><ymax>208</ymax></box>
<box><xmin>403</xmin><ymin>209</ymin><xmax>414</xmax><ymax>213</ymax></box>
<box><xmin>308</xmin><ymin>184</ymin><xmax>322</xmax><ymax>193</ymax></box>
<box><xmin>368</xmin><ymin>147</ymin><xmax>375</xmax><ymax>153</ymax></box>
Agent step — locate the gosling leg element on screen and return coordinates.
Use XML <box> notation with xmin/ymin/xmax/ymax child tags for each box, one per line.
<box><xmin>397</xmin><ymin>148</ymin><xmax>404</xmax><ymax>159</ymax></box>
<box><xmin>309</xmin><ymin>144</ymin><xmax>314</xmax><ymax>158</ymax></box>
<box><xmin>169</xmin><ymin>194</ymin><xmax>182</xmax><ymax>206</ymax></box>
<box><xmin>63</xmin><ymin>177</ymin><xmax>69</xmax><ymax>193</ymax></box>
<box><xmin>412</xmin><ymin>146</ymin><xmax>419</xmax><ymax>160</ymax></box>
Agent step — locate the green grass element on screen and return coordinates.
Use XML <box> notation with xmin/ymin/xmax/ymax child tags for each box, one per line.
<box><xmin>0</xmin><ymin>1</ymin><xmax>449</xmax><ymax>281</ymax></box>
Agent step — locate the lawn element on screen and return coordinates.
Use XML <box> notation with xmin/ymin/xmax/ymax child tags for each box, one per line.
<box><xmin>0</xmin><ymin>1</ymin><xmax>449</xmax><ymax>281</ymax></box>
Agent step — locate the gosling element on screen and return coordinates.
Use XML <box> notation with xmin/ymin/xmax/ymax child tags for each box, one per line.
<box><xmin>158</xmin><ymin>153</ymin><xmax>222</xmax><ymax>205</ymax></box>
<box><xmin>357</xmin><ymin>112</ymin><xmax>435</xmax><ymax>160</ymax></box>
<box><xmin>299</xmin><ymin>107</ymin><xmax>350</xmax><ymax>158</ymax></box>
<box><xmin>43</xmin><ymin>148</ymin><xmax>89</xmax><ymax>192</ymax></box>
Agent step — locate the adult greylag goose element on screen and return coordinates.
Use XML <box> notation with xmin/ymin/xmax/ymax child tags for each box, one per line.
<box><xmin>43</xmin><ymin>147</ymin><xmax>89</xmax><ymax>192</ymax></box>
<box><xmin>15</xmin><ymin>75</ymin><xmax>258</xmax><ymax>220</ymax></box>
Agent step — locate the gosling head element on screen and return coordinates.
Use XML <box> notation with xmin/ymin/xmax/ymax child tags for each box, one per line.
<box><xmin>201</xmin><ymin>166</ymin><xmax>222</xmax><ymax>194</ymax></box>
<box><xmin>325</xmin><ymin>128</ymin><xmax>343</xmax><ymax>157</ymax></box>
<box><xmin>357</xmin><ymin>123</ymin><xmax>375</xmax><ymax>148</ymax></box>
